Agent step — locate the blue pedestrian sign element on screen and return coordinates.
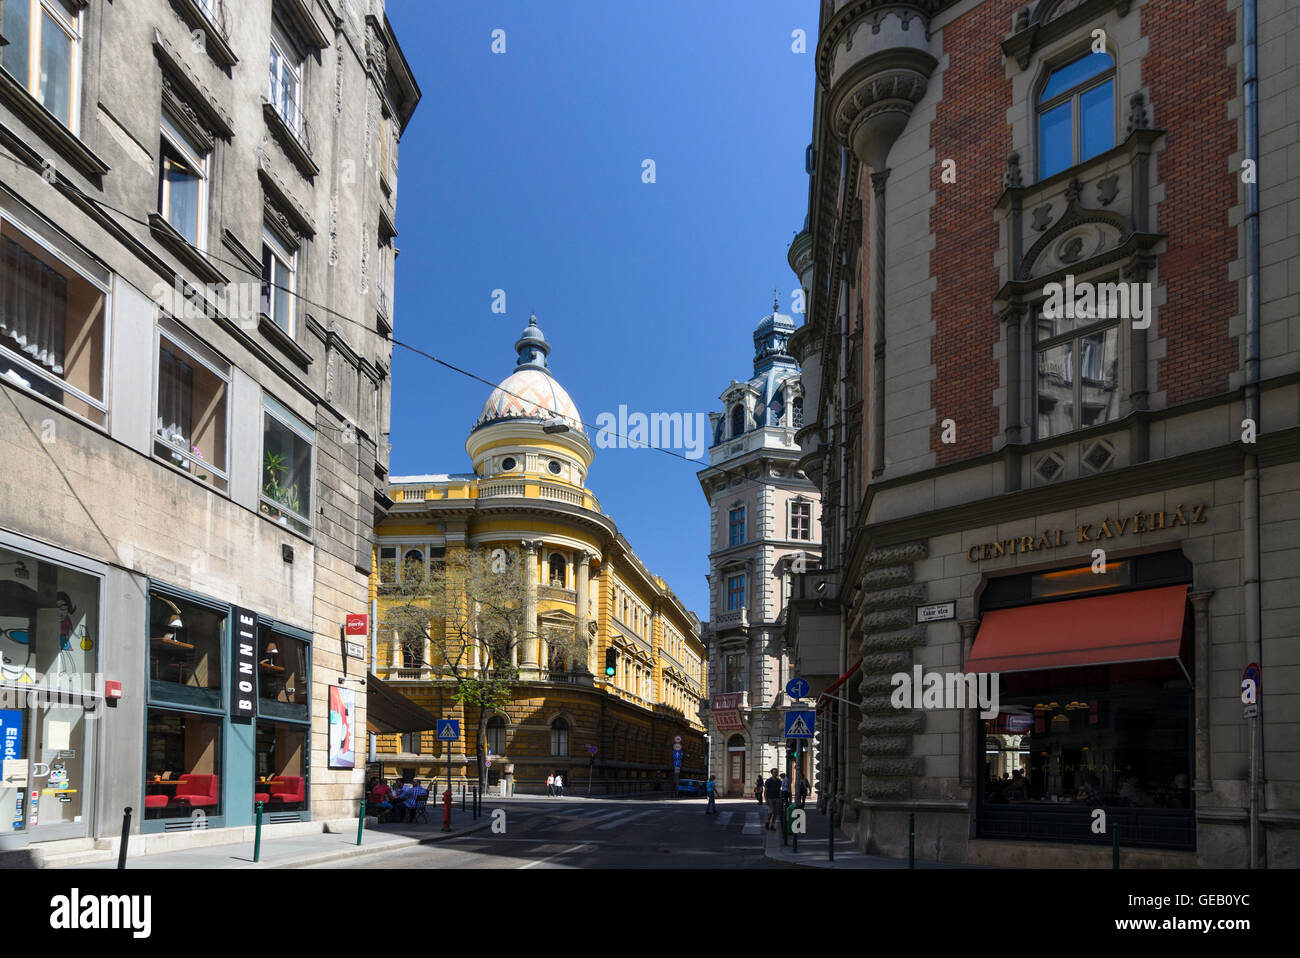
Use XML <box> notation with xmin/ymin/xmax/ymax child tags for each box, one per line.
<box><xmin>785</xmin><ymin>710</ymin><xmax>815</xmax><ymax>739</ymax></box>
<box><xmin>436</xmin><ymin>719</ymin><xmax>460</xmax><ymax>741</ymax></box>
<box><xmin>786</xmin><ymin>677</ymin><xmax>810</xmax><ymax>699</ymax></box>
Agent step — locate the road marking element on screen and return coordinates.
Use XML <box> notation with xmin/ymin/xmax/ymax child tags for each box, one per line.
<box><xmin>518</xmin><ymin>841</ymin><xmax>591</xmax><ymax>869</ymax></box>
<box><xmin>596</xmin><ymin>809</ymin><xmax>656</xmax><ymax>830</ymax></box>
<box><xmin>742</xmin><ymin>811</ymin><xmax>762</xmax><ymax>835</ymax></box>
<box><xmin>550</xmin><ymin>809</ymin><xmax>629</xmax><ymax>833</ymax></box>
<box><xmin>716</xmin><ymin>811</ymin><xmax>734</xmax><ymax>827</ymax></box>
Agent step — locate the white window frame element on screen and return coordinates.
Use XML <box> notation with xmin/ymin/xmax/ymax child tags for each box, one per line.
<box><xmin>261</xmin><ymin>227</ymin><xmax>297</xmax><ymax>336</ymax></box>
<box><xmin>789</xmin><ymin>499</ymin><xmax>812</xmax><ymax>540</ymax></box>
<box><xmin>259</xmin><ymin>392</ymin><xmax>315</xmax><ymax>535</ymax></box>
<box><xmin>2</xmin><ymin>0</ymin><xmax>82</xmax><ymax>132</ymax></box>
<box><xmin>268</xmin><ymin>20</ymin><xmax>304</xmax><ymax>135</ymax></box>
<box><xmin>0</xmin><ymin>203</ymin><xmax>110</xmax><ymax>426</ymax></box>
<box><xmin>159</xmin><ymin>112</ymin><xmax>209</xmax><ymax>250</ymax></box>
<box><xmin>152</xmin><ymin>316</ymin><xmax>231</xmax><ymax>489</ymax></box>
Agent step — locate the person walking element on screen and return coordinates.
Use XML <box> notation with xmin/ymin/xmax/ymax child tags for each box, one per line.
<box><xmin>546</xmin><ymin>773</ymin><xmax>555</xmax><ymax>798</ymax></box>
<box><xmin>780</xmin><ymin>772</ymin><xmax>792</xmax><ymax>809</ymax></box>
<box><xmin>796</xmin><ymin>775</ymin><xmax>810</xmax><ymax>809</ymax></box>
<box><xmin>704</xmin><ymin>775</ymin><xmax>717</xmax><ymax>814</ymax></box>
<box><xmin>555</xmin><ymin>773</ymin><xmax>565</xmax><ymax>797</ymax></box>
<box><xmin>763</xmin><ymin>768</ymin><xmax>782</xmax><ymax>830</ymax></box>
<box><xmin>754</xmin><ymin>776</ymin><xmax>764</xmax><ymax>805</ymax></box>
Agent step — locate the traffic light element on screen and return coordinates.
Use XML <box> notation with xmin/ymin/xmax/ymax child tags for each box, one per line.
<box><xmin>604</xmin><ymin>648</ymin><xmax>617</xmax><ymax>677</ymax></box>
<box><xmin>786</xmin><ymin>743</ymin><xmax>798</xmax><ymax>760</ymax></box>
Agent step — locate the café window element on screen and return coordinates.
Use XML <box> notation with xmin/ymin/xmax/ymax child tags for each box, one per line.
<box><xmin>148</xmin><ymin>589</ymin><xmax>224</xmax><ymax>710</ymax></box>
<box><xmin>254</xmin><ymin>720</ymin><xmax>307</xmax><ymax>813</ymax></box>
<box><xmin>144</xmin><ymin>708</ymin><xmax>223</xmax><ymax>821</ymax></box>
<box><xmin>0</xmin><ymin>215</ymin><xmax>108</xmax><ymax>425</ymax></box>
<box><xmin>0</xmin><ymin>0</ymin><xmax>80</xmax><ymax>129</ymax></box>
<box><xmin>257</xmin><ymin>625</ymin><xmax>307</xmax><ymax>721</ymax></box>
<box><xmin>154</xmin><ymin>320</ymin><xmax>229</xmax><ymax>491</ymax></box>
<box><xmin>260</xmin><ymin>392</ymin><xmax>314</xmax><ymax>535</ymax></box>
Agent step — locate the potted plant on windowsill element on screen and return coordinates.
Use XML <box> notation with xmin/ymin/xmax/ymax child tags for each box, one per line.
<box><xmin>262</xmin><ymin>450</ymin><xmax>301</xmax><ymax>523</ymax></box>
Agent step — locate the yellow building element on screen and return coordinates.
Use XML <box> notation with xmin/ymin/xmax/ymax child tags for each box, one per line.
<box><xmin>370</xmin><ymin>317</ymin><xmax>707</xmax><ymax>794</ymax></box>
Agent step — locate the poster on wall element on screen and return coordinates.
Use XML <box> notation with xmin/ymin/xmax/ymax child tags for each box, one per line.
<box><xmin>328</xmin><ymin>686</ymin><xmax>355</xmax><ymax>769</ymax></box>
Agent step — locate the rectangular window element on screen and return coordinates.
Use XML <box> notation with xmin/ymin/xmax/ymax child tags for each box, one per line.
<box><xmin>144</xmin><ymin>708</ymin><xmax>223</xmax><ymax>821</ymax></box>
<box><xmin>260</xmin><ymin>229</ymin><xmax>296</xmax><ymax>335</ymax></box>
<box><xmin>1035</xmin><ymin>301</ymin><xmax>1120</xmax><ymax>440</ymax></box>
<box><xmin>256</xmin><ymin>625</ymin><xmax>307</xmax><ymax>720</ymax></box>
<box><xmin>790</xmin><ymin>501</ymin><xmax>811</xmax><ymax>540</ymax></box>
<box><xmin>159</xmin><ymin>114</ymin><xmax>208</xmax><ymax>248</ymax></box>
<box><xmin>1</xmin><ymin>0</ymin><xmax>80</xmax><ymax>129</ymax></box>
<box><xmin>255</xmin><ymin>720</ymin><xmax>307</xmax><ymax>812</ymax></box>
<box><xmin>268</xmin><ymin>22</ymin><xmax>303</xmax><ymax>135</ymax></box>
<box><xmin>148</xmin><ymin>590</ymin><xmax>225</xmax><ymax>710</ymax></box>
<box><xmin>378</xmin><ymin>546</ymin><xmax>397</xmax><ymax>584</ymax></box>
<box><xmin>727</xmin><ymin>575</ymin><xmax>745</xmax><ymax>612</ymax></box>
<box><xmin>725</xmin><ymin>653</ymin><xmax>745</xmax><ymax>693</ymax></box>
<box><xmin>728</xmin><ymin>506</ymin><xmax>745</xmax><ymax>547</ymax></box>
<box><xmin>0</xmin><ymin>216</ymin><xmax>108</xmax><ymax>425</ymax></box>
<box><xmin>154</xmin><ymin>321</ymin><xmax>229</xmax><ymax>491</ymax></box>
<box><xmin>260</xmin><ymin>393</ymin><xmax>314</xmax><ymax>535</ymax></box>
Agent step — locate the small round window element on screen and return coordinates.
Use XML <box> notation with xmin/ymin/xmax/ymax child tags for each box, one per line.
<box><xmin>548</xmin><ymin>460</ymin><xmax>562</xmax><ymax>475</ymax></box>
<box><xmin>502</xmin><ymin>457</ymin><xmax>517</xmax><ymax>471</ymax></box>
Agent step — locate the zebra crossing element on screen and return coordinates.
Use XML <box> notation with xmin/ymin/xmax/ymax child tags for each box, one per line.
<box><xmin>515</xmin><ymin>802</ymin><xmax>768</xmax><ymax>838</ymax></box>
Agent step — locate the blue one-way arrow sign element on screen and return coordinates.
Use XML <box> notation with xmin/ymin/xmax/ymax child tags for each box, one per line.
<box><xmin>437</xmin><ymin>719</ymin><xmax>460</xmax><ymax>741</ymax></box>
<box><xmin>785</xmin><ymin>710</ymin><xmax>815</xmax><ymax>739</ymax></box>
<box><xmin>786</xmin><ymin>677</ymin><xmax>810</xmax><ymax>699</ymax></box>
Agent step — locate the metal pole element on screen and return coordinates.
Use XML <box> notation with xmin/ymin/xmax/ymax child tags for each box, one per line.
<box><xmin>782</xmin><ymin>797</ymin><xmax>789</xmax><ymax>847</ymax></box>
<box><xmin>1112</xmin><ymin>825</ymin><xmax>1119</xmax><ymax>870</ymax></box>
<box><xmin>908</xmin><ymin>812</ymin><xmax>915</xmax><ymax>868</ymax></box>
<box><xmin>354</xmin><ymin>799</ymin><xmax>364</xmax><ymax>847</ymax></box>
<box><xmin>255</xmin><ymin>801</ymin><xmax>265</xmax><ymax>860</ymax></box>
<box><xmin>461</xmin><ymin>785</ymin><xmax>466</xmax><ymax>812</ymax></box>
<box><xmin>116</xmin><ymin>807</ymin><xmax>132</xmax><ymax>870</ymax></box>
<box><xmin>827</xmin><ymin>798</ymin><xmax>834</xmax><ymax>862</ymax></box>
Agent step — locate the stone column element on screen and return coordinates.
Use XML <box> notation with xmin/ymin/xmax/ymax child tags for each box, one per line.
<box><xmin>576</xmin><ymin>551</ymin><xmax>592</xmax><ymax>672</ymax></box>
<box><xmin>521</xmin><ymin>540</ymin><xmax>540</xmax><ymax>674</ymax></box>
<box><xmin>1190</xmin><ymin>591</ymin><xmax>1214</xmax><ymax>792</ymax></box>
<box><xmin>958</xmin><ymin>618</ymin><xmax>980</xmax><ymax>790</ymax></box>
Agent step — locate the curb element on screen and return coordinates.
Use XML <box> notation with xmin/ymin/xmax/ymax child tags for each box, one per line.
<box><xmin>265</xmin><ymin>818</ymin><xmax>497</xmax><ymax>869</ymax></box>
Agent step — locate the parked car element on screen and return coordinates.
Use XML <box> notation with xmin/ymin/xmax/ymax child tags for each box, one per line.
<box><xmin>677</xmin><ymin>779</ymin><xmax>703</xmax><ymax>795</ymax></box>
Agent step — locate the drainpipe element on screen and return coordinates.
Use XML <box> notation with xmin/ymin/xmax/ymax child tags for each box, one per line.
<box><xmin>837</xmin><ymin>274</ymin><xmax>850</xmax><ymax>815</ymax></box>
<box><xmin>1242</xmin><ymin>0</ymin><xmax>1263</xmax><ymax>870</ymax></box>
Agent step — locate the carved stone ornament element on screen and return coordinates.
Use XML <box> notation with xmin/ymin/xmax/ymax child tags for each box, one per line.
<box><xmin>1003</xmin><ymin>152</ymin><xmax>1023</xmax><ymax>189</ymax></box>
<box><xmin>1096</xmin><ymin>173</ymin><xmax>1119</xmax><ymax>206</ymax></box>
<box><xmin>1032</xmin><ymin>203</ymin><xmax>1053</xmax><ymax>232</ymax></box>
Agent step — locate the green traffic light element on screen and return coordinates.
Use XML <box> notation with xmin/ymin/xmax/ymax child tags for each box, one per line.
<box><xmin>605</xmin><ymin>666</ymin><xmax>616</xmax><ymax>676</ymax></box>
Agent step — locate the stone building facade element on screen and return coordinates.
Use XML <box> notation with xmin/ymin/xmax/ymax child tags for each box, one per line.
<box><xmin>370</xmin><ymin>317</ymin><xmax>707</xmax><ymax>794</ymax></box>
<box><xmin>699</xmin><ymin>302</ymin><xmax>822</xmax><ymax>797</ymax></box>
<box><xmin>0</xmin><ymin>0</ymin><xmax>417</xmax><ymax>861</ymax></box>
<box><xmin>786</xmin><ymin>0</ymin><xmax>1299</xmax><ymax>867</ymax></box>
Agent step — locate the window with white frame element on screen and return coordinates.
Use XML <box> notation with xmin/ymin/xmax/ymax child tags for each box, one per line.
<box><xmin>268</xmin><ymin>20</ymin><xmax>304</xmax><ymax>135</ymax></box>
<box><xmin>260</xmin><ymin>393</ymin><xmax>314</xmax><ymax>534</ymax></box>
<box><xmin>0</xmin><ymin>212</ymin><xmax>108</xmax><ymax>425</ymax></box>
<box><xmin>790</xmin><ymin>500</ymin><xmax>812</xmax><ymax>540</ymax></box>
<box><xmin>154</xmin><ymin>318</ymin><xmax>229</xmax><ymax>491</ymax></box>
<box><xmin>260</xmin><ymin>227</ymin><xmax>296</xmax><ymax>334</ymax></box>
<box><xmin>1</xmin><ymin>0</ymin><xmax>80</xmax><ymax>129</ymax></box>
<box><xmin>158</xmin><ymin>112</ymin><xmax>208</xmax><ymax>248</ymax></box>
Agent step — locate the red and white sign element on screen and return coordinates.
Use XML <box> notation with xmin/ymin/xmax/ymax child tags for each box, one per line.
<box><xmin>673</xmin><ymin>735</ymin><xmax>682</xmax><ymax>745</ymax></box>
<box><xmin>345</xmin><ymin>613</ymin><xmax>369</xmax><ymax>636</ymax></box>
<box><xmin>104</xmin><ymin>680</ymin><xmax>122</xmax><ymax>699</ymax></box>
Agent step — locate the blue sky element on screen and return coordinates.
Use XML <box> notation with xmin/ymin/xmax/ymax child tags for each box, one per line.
<box><xmin>385</xmin><ymin>1</ymin><xmax>815</xmax><ymax>618</ymax></box>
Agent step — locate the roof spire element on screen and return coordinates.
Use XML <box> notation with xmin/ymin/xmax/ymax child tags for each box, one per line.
<box><xmin>773</xmin><ymin>288</ymin><xmax>779</xmax><ymax>313</ymax></box>
<box><xmin>515</xmin><ymin>314</ymin><xmax>550</xmax><ymax>371</ymax></box>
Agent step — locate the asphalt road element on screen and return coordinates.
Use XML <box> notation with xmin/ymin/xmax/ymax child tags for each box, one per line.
<box><xmin>322</xmin><ymin>796</ymin><xmax>790</xmax><ymax>869</ymax></box>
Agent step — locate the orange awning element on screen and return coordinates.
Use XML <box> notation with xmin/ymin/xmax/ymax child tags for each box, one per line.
<box><xmin>965</xmin><ymin>585</ymin><xmax>1190</xmax><ymax>675</ymax></box>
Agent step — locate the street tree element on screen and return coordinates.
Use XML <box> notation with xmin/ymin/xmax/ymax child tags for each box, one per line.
<box><xmin>379</xmin><ymin>545</ymin><xmax>531</xmax><ymax>792</ymax></box>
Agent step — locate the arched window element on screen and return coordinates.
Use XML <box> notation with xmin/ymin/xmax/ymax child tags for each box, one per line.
<box><xmin>1037</xmin><ymin>50</ymin><xmax>1114</xmax><ymax>179</ymax></box>
<box><xmin>769</xmin><ymin>390</ymin><xmax>785</xmax><ymax>425</ymax></box>
<box><xmin>486</xmin><ymin>715</ymin><xmax>506</xmax><ymax>756</ymax></box>
<box><xmin>548</xmin><ymin>553</ymin><xmax>567</xmax><ymax>587</ymax></box>
<box><xmin>401</xmin><ymin>637</ymin><xmax>422</xmax><ymax>669</ymax></box>
<box><xmin>727</xmin><ymin>734</ymin><xmax>745</xmax><ymax>749</ymax></box>
<box><xmin>551</xmin><ymin>717</ymin><xmax>570</xmax><ymax>756</ymax></box>
<box><xmin>402</xmin><ymin>548</ymin><xmax>424</xmax><ymax>582</ymax></box>
<box><xmin>730</xmin><ymin>404</ymin><xmax>745</xmax><ymax>438</ymax></box>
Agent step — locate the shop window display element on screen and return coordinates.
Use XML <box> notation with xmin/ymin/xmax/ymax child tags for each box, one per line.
<box><xmin>144</xmin><ymin>708</ymin><xmax>223</xmax><ymax>820</ymax></box>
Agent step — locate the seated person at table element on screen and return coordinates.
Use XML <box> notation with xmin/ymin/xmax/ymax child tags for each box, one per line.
<box><xmin>1074</xmin><ymin>772</ymin><xmax>1103</xmax><ymax>805</ymax></box>
<box><xmin>391</xmin><ymin>781</ymin><xmax>415</xmax><ymax>822</ymax></box>
<box><xmin>411</xmin><ymin>780</ymin><xmax>428</xmax><ymax>807</ymax></box>
<box><xmin>1118</xmin><ymin>770</ymin><xmax>1154</xmax><ymax>807</ymax></box>
<box><xmin>1004</xmin><ymin>769</ymin><xmax>1029</xmax><ymax>801</ymax></box>
<box><xmin>369</xmin><ymin>778</ymin><xmax>394</xmax><ymax>820</ymax></box>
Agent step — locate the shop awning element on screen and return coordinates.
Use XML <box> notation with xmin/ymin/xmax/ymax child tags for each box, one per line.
<box><xmin>965</xmin><ymin>585</ymin><xmax>1190</xmax><ymax>675</ymax></box>
<box><xmin>365</xmin><ymin>672</ymin><xmax>439</xmax><ymax>734</ymax></box>
<box><xmin>816</xmin><ymin>658</ymin><xmax>862</xmax><ymax>712</ymax></box>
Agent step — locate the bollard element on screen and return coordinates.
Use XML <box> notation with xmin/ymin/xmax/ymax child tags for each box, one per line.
<box><xmin>461</xmin><ymin>785</ymin><xmax>466</xmax><ymax>812</ymax></box>
<box><xmin>792</xmin><ymin>805</ymin><xmax>798</xmax><ymax>854</ymax></box>
<box><xmin>828</xmin><ymin>800</ymin><xmax>835</xmax><ymax>862</ymax></box>
<box><xmin>117</xmin><ymin>807</ymin><xmax>133</xmax><ymax>870</ymax></box>
<box><xmin>908</xmin><ymin>812</ymin><xmax>915</xmax><ymax>869</ymax></box>
<box><xmin>356</xmin><ymin>799</ymin><xmax>365</xmax><ymax>846</ymax></box>
<box><xmin>441</xmin><ymin>789</ymin><xmax>452</xmax><ymax>832</ymax></box>
<box><xmin>254</xmin><ymin>802</ymin><xmax>265</xmax><ymax>861</ymax></box>
<box><xmin>782</xmin><ymin>798</ymin><xmax>789</xmax><ymax>847</ymax></box>
<box><xmin>1112</xmin><ymin>826</ymin><xmax>1120</xmax><ymax>870</ymax></box>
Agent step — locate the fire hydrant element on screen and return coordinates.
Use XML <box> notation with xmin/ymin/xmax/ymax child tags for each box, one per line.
<box><xmin>441</xmin><ymin>789</ymin><xmax>452</xmax><ymax>832</ymax></box>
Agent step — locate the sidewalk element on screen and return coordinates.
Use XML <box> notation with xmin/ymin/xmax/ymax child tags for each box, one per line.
<box><xmin>763</xmin><ymin>804</ymin><xmax>974</xmax><ymax>869</ymax></box>
<box><xmin>61</xmin><ymin>812</ymin><xmax>494</xmax><ymax>870</ymax></box>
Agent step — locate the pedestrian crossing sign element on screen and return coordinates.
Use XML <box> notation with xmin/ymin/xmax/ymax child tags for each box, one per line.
<box><xmin>784</xmin><ymin>710</ymin><xmax>815</xmax><ymax>739</ymax></box>
<box><xmin>437</xmin><ymin>719</ymin><xmax>460</xmax><ymax>741</ymax></box>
